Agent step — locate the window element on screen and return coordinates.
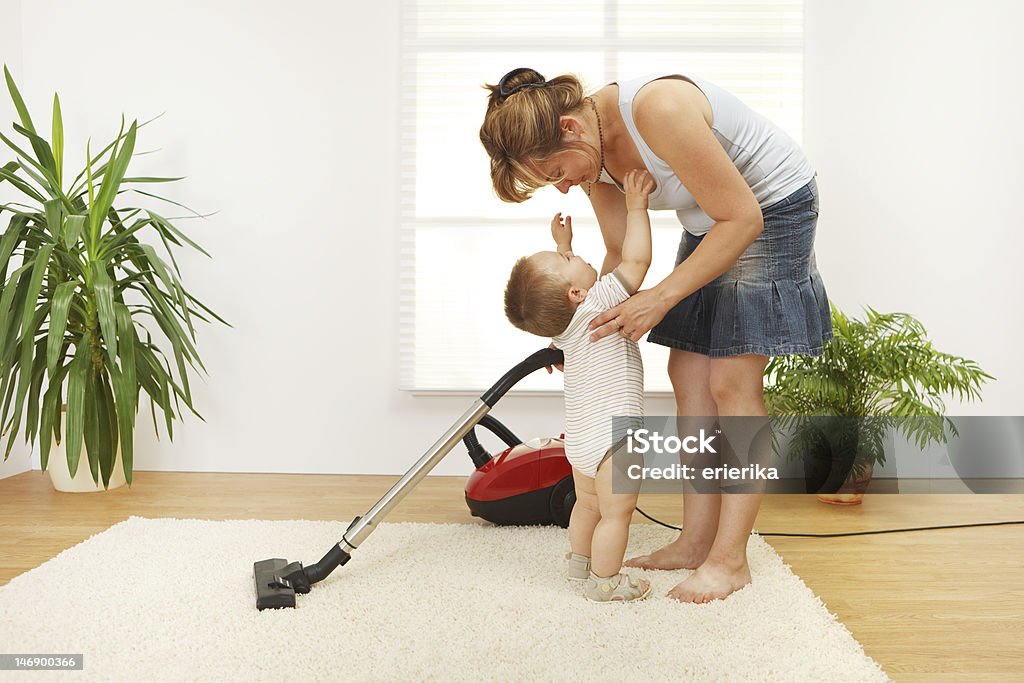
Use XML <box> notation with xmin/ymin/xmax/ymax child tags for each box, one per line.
<box><xmin>400</xmin><ymin>0</ymin><xmax>805</xmax><ymax>392</ymax></box>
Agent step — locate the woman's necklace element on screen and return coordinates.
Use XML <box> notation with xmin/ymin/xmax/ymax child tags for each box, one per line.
<box><xmin>585</xmin><ymin>96</ymin><xmax>605</xmax><ymax>197</ymax></box>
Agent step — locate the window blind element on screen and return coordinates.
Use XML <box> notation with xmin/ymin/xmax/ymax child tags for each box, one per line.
<box><xmin>399</xmin><ymin>0</ymin><xmax>805</xmax><ymax>393</ymax></box>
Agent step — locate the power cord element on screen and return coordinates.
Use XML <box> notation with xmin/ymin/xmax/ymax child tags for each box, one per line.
<box><xmin>634</xmin><ymin>506</ymin><xmax>1024</xmax><ymax>538</ymax></box>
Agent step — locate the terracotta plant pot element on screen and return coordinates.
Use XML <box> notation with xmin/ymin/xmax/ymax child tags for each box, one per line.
<box><xmin>816</xmin><ymin>461</ymin><xmax>873</xmax><ymax>506</ymax></box>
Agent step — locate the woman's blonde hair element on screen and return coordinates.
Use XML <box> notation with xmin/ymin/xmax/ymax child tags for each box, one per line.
<box><xmin>479</xmin><ymin>68</ymin><xmax>594</xmax><ymax>203</ymax></box>
<box><xmin>504</xmin><ymin>256</ymin><xmax>575</xmax><ymax>337</ymax></box>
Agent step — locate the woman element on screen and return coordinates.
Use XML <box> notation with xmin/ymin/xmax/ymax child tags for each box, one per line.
<box><xmin>480</xmin><ymin>67</ymin><xmax>831</xmax><ymax>603</ymax></box>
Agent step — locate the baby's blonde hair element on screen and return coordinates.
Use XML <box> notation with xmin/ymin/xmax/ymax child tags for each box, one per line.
<box><xmin>479</xmin><ymin>68</ymin><xmax>597</xmax><ymax>203</ymax></box>
<box><xmin>504</xmin><ymin>256</ymin><xmax>575</xmax><ymax>337</ymax></box>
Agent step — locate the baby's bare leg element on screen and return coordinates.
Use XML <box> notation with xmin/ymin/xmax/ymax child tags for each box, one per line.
<box><xmin>568</xmin><ymin>468</ymin><xmax>600</xmax><ymax>557</ymax></box>
<box><xmin>590</xmin><ymin>457</ymin><xmax>640</xmax><ymax>577</ymax></box>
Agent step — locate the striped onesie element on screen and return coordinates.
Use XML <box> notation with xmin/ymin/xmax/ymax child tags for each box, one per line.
<box><xmin>552</xmin><ymin>270</ymin><xmax>644</xmax><ymax>478</ymax></box>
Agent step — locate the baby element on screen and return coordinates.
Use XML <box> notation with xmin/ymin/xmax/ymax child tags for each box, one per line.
<box><xmin>504</xmin><ymin>169</ymin><xmax>654</xmax><ymax>602</ymax></box>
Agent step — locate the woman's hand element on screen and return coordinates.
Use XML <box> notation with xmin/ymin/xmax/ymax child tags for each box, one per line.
<box><xmin>588</xmin><ymin>289</ymin><xmax>672</xmax><ymax>343</ymax></box>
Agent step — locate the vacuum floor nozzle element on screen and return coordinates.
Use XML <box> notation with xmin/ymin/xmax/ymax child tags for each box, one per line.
<box><xmin>254</xmin><ymin>558</ymin><xmax>302</xmax><ymax>610</ymax></box>
<box><xmin>254</xmin><ymin>544</ymin><xmax>351</xmax><ymax>610</ymax></box>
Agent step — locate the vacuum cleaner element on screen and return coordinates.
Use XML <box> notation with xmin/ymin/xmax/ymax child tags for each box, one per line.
<box><xmin>254</xmin><ymin>347</ymin><xmax>572</xmax><ymax>610</ymax></box>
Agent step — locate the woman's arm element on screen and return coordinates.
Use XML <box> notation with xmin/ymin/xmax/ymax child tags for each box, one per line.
<box><xmin>587</xmin><ymin>180</ymin><xmax>629</xmax><ymax>276</ymax></box>
<box><xmin>589</xmin><ymin>79</ymin><xmax>764</xmax><ymax>342</ymax></box>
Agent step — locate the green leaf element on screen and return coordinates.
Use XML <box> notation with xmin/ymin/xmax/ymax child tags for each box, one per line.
<box><xmin>1</xmin><ymin>366</ymin><xmax>18</xmax><ymax>460</ymax></box>
<box><xmin>82</xmin><ymin>365</ymin><xmax>100</xmax><ymax>485</ymax></box>
<box><xmin>94</xmin><ymin>370</ymin><xmax>117</xmax><ymax>488</ymax></box>
<box><xmin>21</xmin><ymin>244</ymin><xmax>54</xmax><ymax>334</ymax></box>
<box><xmin>6</xmin><ymin>244</ymin><xmax>55</xmax><ymax>446</ymax></box>
<box><xmin>112</xmin><ymin>303</ymin><xmax>136</xmax><ymax>483</ymax></box>
<box><xmin>86</xmin><ymin>139</ymin><xmax>95</xmax><ymax>229</ymax></box>
<box><xmin>4</xmin><ymin>65</ymin><xmax>36</xmax><ymax>133</ymax></box>
<box><xmin>96</xmin><ymin>217</ymin><xmax>152</xmax><ymax>259</ymax></box>
<box><xmin>145</xmin><ymin>208</ymin><xmax>212</xmax><ymax>255</ymax></box>
<box><xmin>134</xmin><ymin>190</ymin><xmax>210</xmax><ymax>220</ymax></box>
<box><xmin>44</xmin><ymin>198</ymin><xmax>62</xmax><ymax>238</ymax></box>
<box><xmin>0</xmin><ymin>130</ymin><xmax>56</xmax><ymax>192</ymax></box>
<box><xmin>121</xmin><ymin>176</ymin><xmax>184</xmax><ymax>183</ymax></box>
<box><xmin>138</xmin><ymin>242</ymin><xmax>195</xmax><ymax>339</ymax></box>
<box><xmin>182</xmin><ymin>288</ymin><xmax>231</xmax><ymax>327</ymax></box>
<box><xmin>106</xmin><ymin>367</ymin><xmax>130</xmax><ymax>485</ymax></box>
<box><xmin>65</xmin><ymin>332</ymin><xmax>91</xmax><ymax>478</ymax></box>
<box><xmin>38</xmin><ymin>367</ymin><xmax>67</xmax><ymax>471</ymax></box>
<box><xmin>138</xmin><ymin>243</ymin><xmax>176</xmax><ymax>294</ymax></box>
<box><xmin>0</xmin><ymin>163</ymin><xmax>47</xmax><ymax>203</ymax></box>
<box><xmin>15</xmin><ymin>159</ymin><xmax>56</xmax><ymax>199</ymax></box>
<box><xmin>63</xmin><ymin>214</ymin><xmax>86</xmax><ymax>248</ymax></box>
<box><xmin>0</xmin><ymin>263</ymin><xmax>33</xmax><ymax>373</ymax></box>
<box><xmin>91</xmin><ymin>263</ymin><xmax>118</xmax><ymax>360</ymax></box>
<box><xmin>26</xmin><ymin>338</ymin><xmax>47</xmax><ymax>447</ymax></box>
<box><xmin>11</xmin><ymin>123</ymin><xmax>58</xmax><ymax>184</ymax></box>
<box><xmin>89</xmin><ymin>120</ymin><xmax>137</xmax><ymax>247</ymax></box>
<box><xmin>140</xmin><ymin>342</ymin><xmax>175</xmax><ymax>438</ymax></box>
<box><xmin>139</xmin><ymin>280</ymin><xmax>201</xmax><ymax>372</ymax></box>
<box><xmin>114</xmin><ymin>304</ymin><xmax>137</xmax><ymax>410</ymax></box>
<box><xmin>0</xmin><ymin>217</ymin><xmax>24</xmax><ymax>281</ymax></box>
<box><xmin>52</xmin><ymin>93</ymin><xmax>63</xmax><ymax>188</ymax></box>
<box><xmin>67</xmin><ymin>113</ymin><xmax>164</xmax><ymax>197</ymax></box>
<box><xmin>47</xmin><ymin>281</ymin><xmax>78</xmax><ymax>379</ymax></box>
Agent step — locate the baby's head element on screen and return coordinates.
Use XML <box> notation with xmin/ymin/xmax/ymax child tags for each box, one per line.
<box><xmin>504</xmin><ymin>250</ymin><xmax>599</xmax><ymax>337</ymax></box>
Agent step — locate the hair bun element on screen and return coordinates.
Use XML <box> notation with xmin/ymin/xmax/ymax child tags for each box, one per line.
<box><xmin>499</xmin><ymin>67</ymin><xmax>545</xmax><ymax>95</ymax></box>
<box><xmin>485</xmin><ymin>67</ymin><xmax>547</xmax><ymax>107</ymax></box>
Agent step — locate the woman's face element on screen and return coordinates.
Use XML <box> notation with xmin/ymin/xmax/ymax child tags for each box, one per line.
<box><xmin>534</xmin><ymin>146</ymin><xmax>599</xmax><ymax>195</ymax></box>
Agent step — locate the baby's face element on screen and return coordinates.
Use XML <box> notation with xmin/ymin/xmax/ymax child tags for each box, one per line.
<box><xmin>532</xmin><ymin>250</ymin><xmax>598</xmax><ymax>292</ymax></box>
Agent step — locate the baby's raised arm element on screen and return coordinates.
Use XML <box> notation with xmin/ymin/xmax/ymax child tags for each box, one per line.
<box><xmin>615</xmin><ymin>170</ymin><xmax>654</xmax><ymax>293</ymax></box>
<box><xmin>551</xmin><ymin>212</ymin><xmax>573</xmax><ymax>254</ymax></box>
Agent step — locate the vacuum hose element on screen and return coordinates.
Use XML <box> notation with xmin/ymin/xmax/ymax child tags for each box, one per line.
<box><xmin>463</xmin><ymin>415</ymin><xmax>525</xmax><ymax>468</ymax></box>
<box><xmin>302</xmin><ymin>544</ymin><xmax>351</xmax><ymax>585</ymax></box>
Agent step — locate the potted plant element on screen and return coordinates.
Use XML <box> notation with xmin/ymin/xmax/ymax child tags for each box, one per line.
<box><xmin>764</xmin><ymin>306</ymin><xmax>992</xmax><ymax>504</ymax></box>
<box><xmin>0</xmin><ymin>66</ymin><xmax>227</xmax><ymax>490</ymax></box>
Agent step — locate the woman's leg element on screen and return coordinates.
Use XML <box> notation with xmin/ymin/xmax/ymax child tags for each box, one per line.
<box><xmin>668</xmin><ymin>353</ymin><xmax>769</xmax><ymax>603</ymax></box>
<box><xmin>625</xmin><ymin>348</ymin><xmax>720</xmax><ymax>570</ymax></box>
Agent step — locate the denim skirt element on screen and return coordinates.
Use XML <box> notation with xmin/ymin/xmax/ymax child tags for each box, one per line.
<box><xmin>647</xmin><ymin>179</ymin><xmax>833</xmax><ymax>358</ymax></box>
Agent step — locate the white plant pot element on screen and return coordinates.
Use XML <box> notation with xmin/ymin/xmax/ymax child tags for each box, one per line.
<box><xmin>46</xmin><ymin>436</ymin><xmax>127</xmax><ymax>493</ymax></box>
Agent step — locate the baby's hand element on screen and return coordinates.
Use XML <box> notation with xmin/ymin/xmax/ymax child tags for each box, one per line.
<box><xmin>624</xmin><ymin>170</ymin><xmax>654</xmax><ymax>210</ymax></box>
<box><xmin>551</xmin><ymin>212</ymin><xmax>573</xmax><ymax>251</ymax></box>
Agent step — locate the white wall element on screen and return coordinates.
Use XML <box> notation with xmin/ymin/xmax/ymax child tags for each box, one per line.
<box><xmin>0</xmin><ymin>0</ymin><xmax>25</xmax><ymax>481</ymax></box>
<box><xmin>804</xmin><ymin>0</ymin><xmax>1023</xmax><ymax>416</ymax></box>
<box><xmin>1</xmin><ymin>1</ymin><xmax>1020</xmax><ymax>482</ymax></box>
<box><xmin>0</xmin><ymin>0</ymin><xmax>658</xmax><ymax>480</ymax></box>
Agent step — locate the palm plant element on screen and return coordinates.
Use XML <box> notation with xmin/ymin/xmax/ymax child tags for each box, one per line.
<box><xmin>764</xmin><ymin>306</ymin><xmax>992</xmax><ymax>486</ymax></box>
<box><xmin>0</xmin><ymin>66</ymin><xmax>227</xmax><ymax>488</ymax></box>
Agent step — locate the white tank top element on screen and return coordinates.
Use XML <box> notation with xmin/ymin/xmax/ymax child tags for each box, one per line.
<box><xmin>601</xmin><ymin>73</ymin><xmax>815</xmax><ymax>235</ymax></box>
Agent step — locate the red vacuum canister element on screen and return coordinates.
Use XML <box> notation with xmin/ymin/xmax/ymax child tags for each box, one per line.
<box><xmin>463</xmin><ymin>418</ymin><xmax>576</xmax><ymax>527</ymax></box>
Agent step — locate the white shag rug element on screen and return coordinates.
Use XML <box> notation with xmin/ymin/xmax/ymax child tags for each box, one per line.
<box><xmin>0</xmin><ymin>518</ymin><xmax>889</xmax><ymax>682</ymax></box>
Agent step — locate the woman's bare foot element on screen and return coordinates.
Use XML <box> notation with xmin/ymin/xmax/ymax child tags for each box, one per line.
<box><xmin>667</xmin><ymin>559</ymin><xmax>752</xmax><ymax>603</ymax></box>
<box><xmin>623</xmin><ymin>536</ymin><xmax>713</xmax><ymax>570</ymax></box>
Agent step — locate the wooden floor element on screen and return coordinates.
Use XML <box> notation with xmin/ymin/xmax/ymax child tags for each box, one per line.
<box><xmin>1</xmin><ymin>470</ymin><xmax>1022</xmax><ymax>681</ymax></box>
